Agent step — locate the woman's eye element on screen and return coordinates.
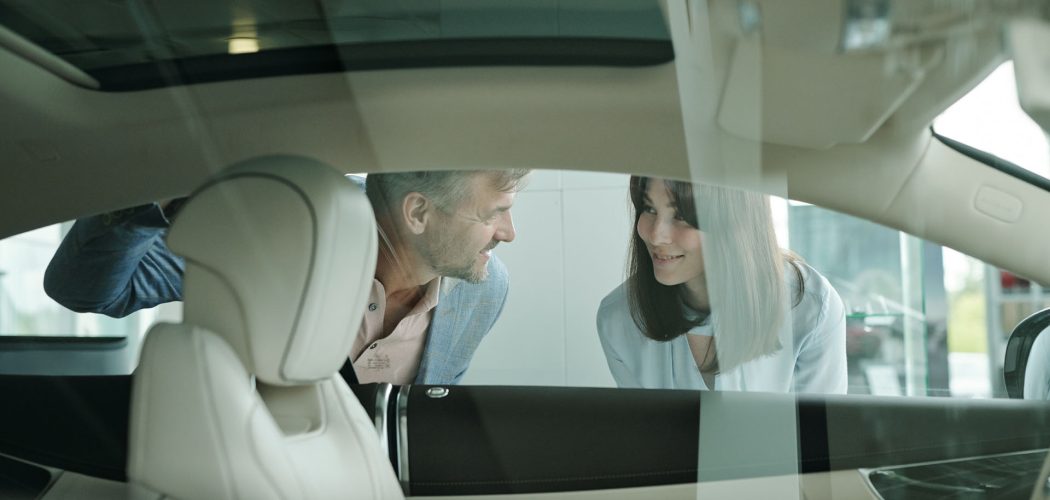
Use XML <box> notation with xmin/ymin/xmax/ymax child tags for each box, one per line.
<box><xmin>642</xmin><ymin>205</ymin><xmax>656</xmax><ymax>214</ymax></box>
<box><xmin>673</xmin><ymin>212</ymin><xmax>686</xmax><ymax>221</ymax></box>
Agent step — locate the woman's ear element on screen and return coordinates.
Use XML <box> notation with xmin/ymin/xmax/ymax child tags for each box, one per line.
<box><xmin>401</xmin><ymin>192</ymin><xmax>431</xmax><ymax>235</ymax></box>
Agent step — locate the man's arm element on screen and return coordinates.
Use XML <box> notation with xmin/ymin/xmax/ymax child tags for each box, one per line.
<box><xmin>43</xmin><ymin>203</ymin><xmax>186</xmax><ymax>318</ymax></box>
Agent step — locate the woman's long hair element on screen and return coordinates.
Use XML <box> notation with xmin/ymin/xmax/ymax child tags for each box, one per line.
<box><xmin>625</xmin><ymin>177</ymin><xmax>804</xmax><ymax>372</ymax></box>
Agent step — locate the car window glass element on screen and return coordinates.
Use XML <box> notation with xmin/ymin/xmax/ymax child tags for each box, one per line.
<box><xmin>0</xmin><ymin>0</ymin><xmax>670</xmax><ymax>91</ymax></box>
<box><xmin>462</xmin><ymin>170</ymin><xmax>1043</xmax><ymax>399</ymax></box>
<box><xmin>933</xmin><ymin>61</ymin><xmax>1050</xmax><ymax>181</ymax></box>
<box><xmin>0</xmin><ymin>222</ymin><xmax>181</xmax><ymax>339</ymax></box>
<box><xmin>11</xmin><ymin>169</ymin><xmax>1044</xmax><ymax>400</ymax></box>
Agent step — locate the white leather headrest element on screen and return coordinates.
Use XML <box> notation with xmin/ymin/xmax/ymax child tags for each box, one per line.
<box><xmin>167</xmin><ymin>156</ymin><xmax>377</xmax><ymax>385</ymax></box>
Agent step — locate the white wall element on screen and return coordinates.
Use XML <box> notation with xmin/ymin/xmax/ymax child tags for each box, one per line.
<box><xmin>461</xmin><ymin>170</ymin><xmax>633</xmax><ymax>387</ymax></box>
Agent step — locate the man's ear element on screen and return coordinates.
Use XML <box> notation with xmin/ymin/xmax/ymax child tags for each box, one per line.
<box><xmin>401</xmin><ymin>192</ymin><xmax>432</xmax><ymax>235</ymax></box>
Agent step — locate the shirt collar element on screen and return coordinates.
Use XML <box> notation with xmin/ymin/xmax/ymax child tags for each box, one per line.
<box><xmin>412</xmin><ymin>277</ymin><xmax>442</xmax><ymax>315</ymax></box>
<box><xmin>681</xmin><ymin>298</ymin><xmax>711</xmax><ymax>325</ymax></box>
<box><xmin>371</xmin><ymin>277</ymin><xmax>442</xmax><ymax>317</ymax></box>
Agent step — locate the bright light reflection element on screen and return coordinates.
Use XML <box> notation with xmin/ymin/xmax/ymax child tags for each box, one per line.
<box><xmin>934</xmin><ymin>62</ymin><xmax>1050</xmax><ymax>178</ymax></box>
<box><xmin>227</xmin><ymin>37</ymin><xmax>259</xmax><ymax>54</ymax></box>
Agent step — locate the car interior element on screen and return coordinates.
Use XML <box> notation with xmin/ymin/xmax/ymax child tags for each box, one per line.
<box><xmin>2</xmin><ymin>0</ymin><xmax>1050</xmax><ymax>499</ymax></box>
<box><xmin>128</xmin><ymin>157</ymin><xmax>404</xmax><ymax>499</ymax></box>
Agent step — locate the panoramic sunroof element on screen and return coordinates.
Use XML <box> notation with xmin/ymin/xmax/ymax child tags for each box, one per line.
<box><xmin>0</xmin><ymin>0</ymin><xmax>673</xmax><ymax>91</ymax></box>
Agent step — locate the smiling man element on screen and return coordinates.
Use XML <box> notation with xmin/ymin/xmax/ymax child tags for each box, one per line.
<box><xmin>44</xmin><ymin>168</ymin><xmax>530</xmax><ymax>385</ymax></box>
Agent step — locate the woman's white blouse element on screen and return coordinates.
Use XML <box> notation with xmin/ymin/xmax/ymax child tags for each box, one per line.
<box><xmin>596</xmin><ymin>262</ymin><xmax>847</xmax><ymax>394</ymax></box>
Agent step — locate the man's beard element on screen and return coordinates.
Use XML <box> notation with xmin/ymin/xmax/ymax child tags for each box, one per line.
<box><xmin>418</xmin><ymin>231</ymin><xmax>495</xmax><ymax>284</ymax></box>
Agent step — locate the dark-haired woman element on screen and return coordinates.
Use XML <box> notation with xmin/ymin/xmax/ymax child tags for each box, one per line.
<box><xmin>596</xmin><ymin>177</ymin><xmax>847</xmax><ymax>393</ymax></box>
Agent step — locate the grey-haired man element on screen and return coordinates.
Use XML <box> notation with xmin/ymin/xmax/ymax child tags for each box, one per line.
<box><xmin>45</xmin><ymin>169</ymin><xmax>530</xmax><ymax>384</ymax></box>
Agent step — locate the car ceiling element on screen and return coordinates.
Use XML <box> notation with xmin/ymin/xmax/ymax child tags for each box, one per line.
<box><xmin>0</xmin><ymin>0</ymin><xmax>671</xmax><ymax>90</ymax></box>
<box><xmin>0</xmin><ymin>0</ymin><xmax>1048</xmax><ymax>285</ymax></box>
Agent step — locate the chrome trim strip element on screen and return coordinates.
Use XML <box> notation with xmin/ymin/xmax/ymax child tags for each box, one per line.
<box><xmin>373</xmin><ymin>383</ymin><xmax>393</xmax><ymax>458</ymax></box>
<box><xmin>396</xmin><ymin>384</ymin><xmax>411</xmax><ymax>495</ymax></box>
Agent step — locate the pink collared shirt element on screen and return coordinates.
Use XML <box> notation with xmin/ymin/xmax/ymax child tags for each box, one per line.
<box><xmin>351</xmin><ymin>278</ymin><xmax>441</xmax><ymax>384</ymax></box>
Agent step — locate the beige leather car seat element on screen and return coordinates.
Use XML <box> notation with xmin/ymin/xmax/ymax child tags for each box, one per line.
<box><xmin>127</xmin><ymin>156</ymin><xmax>404</xmax><ymax>499</ymax></box>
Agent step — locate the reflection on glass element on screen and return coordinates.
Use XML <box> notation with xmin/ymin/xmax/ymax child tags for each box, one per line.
<box><xmin>789</xmin><ymin>202</ymin><xmax>938</xmax><ymax>397</ymax></box>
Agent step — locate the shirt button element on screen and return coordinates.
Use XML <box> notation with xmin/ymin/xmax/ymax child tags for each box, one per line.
<box><xmin>368</xmin><ymin>303</ymin><xmax>378</xmax><ymax>311</ymax></box>
<box><xmin>370</xmin><ymin>342</ymin><xmax>378</xmax><ymax>350</ymax></box>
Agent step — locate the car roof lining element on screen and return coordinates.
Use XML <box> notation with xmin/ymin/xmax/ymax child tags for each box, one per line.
<box><xmin>0</xmin><ymin>16</ymin><xmax>1046</xmax><ymax>285</ymax></box>
<box><xmin>86</xmin><ymin>38</ymin><xmax>675</xmax><ymax>92</ymax></box>
<box><xmin>0</xmin><ymin>0</ymin><xmax>673</xmax><ymax>91</ymax></box>
<box><xmin>932</xmin><ymin>129</ymin><xmax>1050</xmax><ymax>194</ymax></box>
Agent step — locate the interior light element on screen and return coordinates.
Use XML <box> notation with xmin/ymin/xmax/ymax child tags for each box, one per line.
<box><xmin>227</xmin><ymin>37</ymin><xmax>259</xmax><ymax>54</ymax></box>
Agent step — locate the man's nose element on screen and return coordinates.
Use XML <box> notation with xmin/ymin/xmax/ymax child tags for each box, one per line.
<box><xmin>495</xmin><ymin>211</ymin><xmax>516</xmax><ymax>242</ymax></box>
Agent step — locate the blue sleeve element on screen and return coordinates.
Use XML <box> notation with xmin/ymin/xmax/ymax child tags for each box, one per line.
<box><xmin>43</xmin><ymin>203</ymin><xmax>185</xmax><ymax>318</ymax></box>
